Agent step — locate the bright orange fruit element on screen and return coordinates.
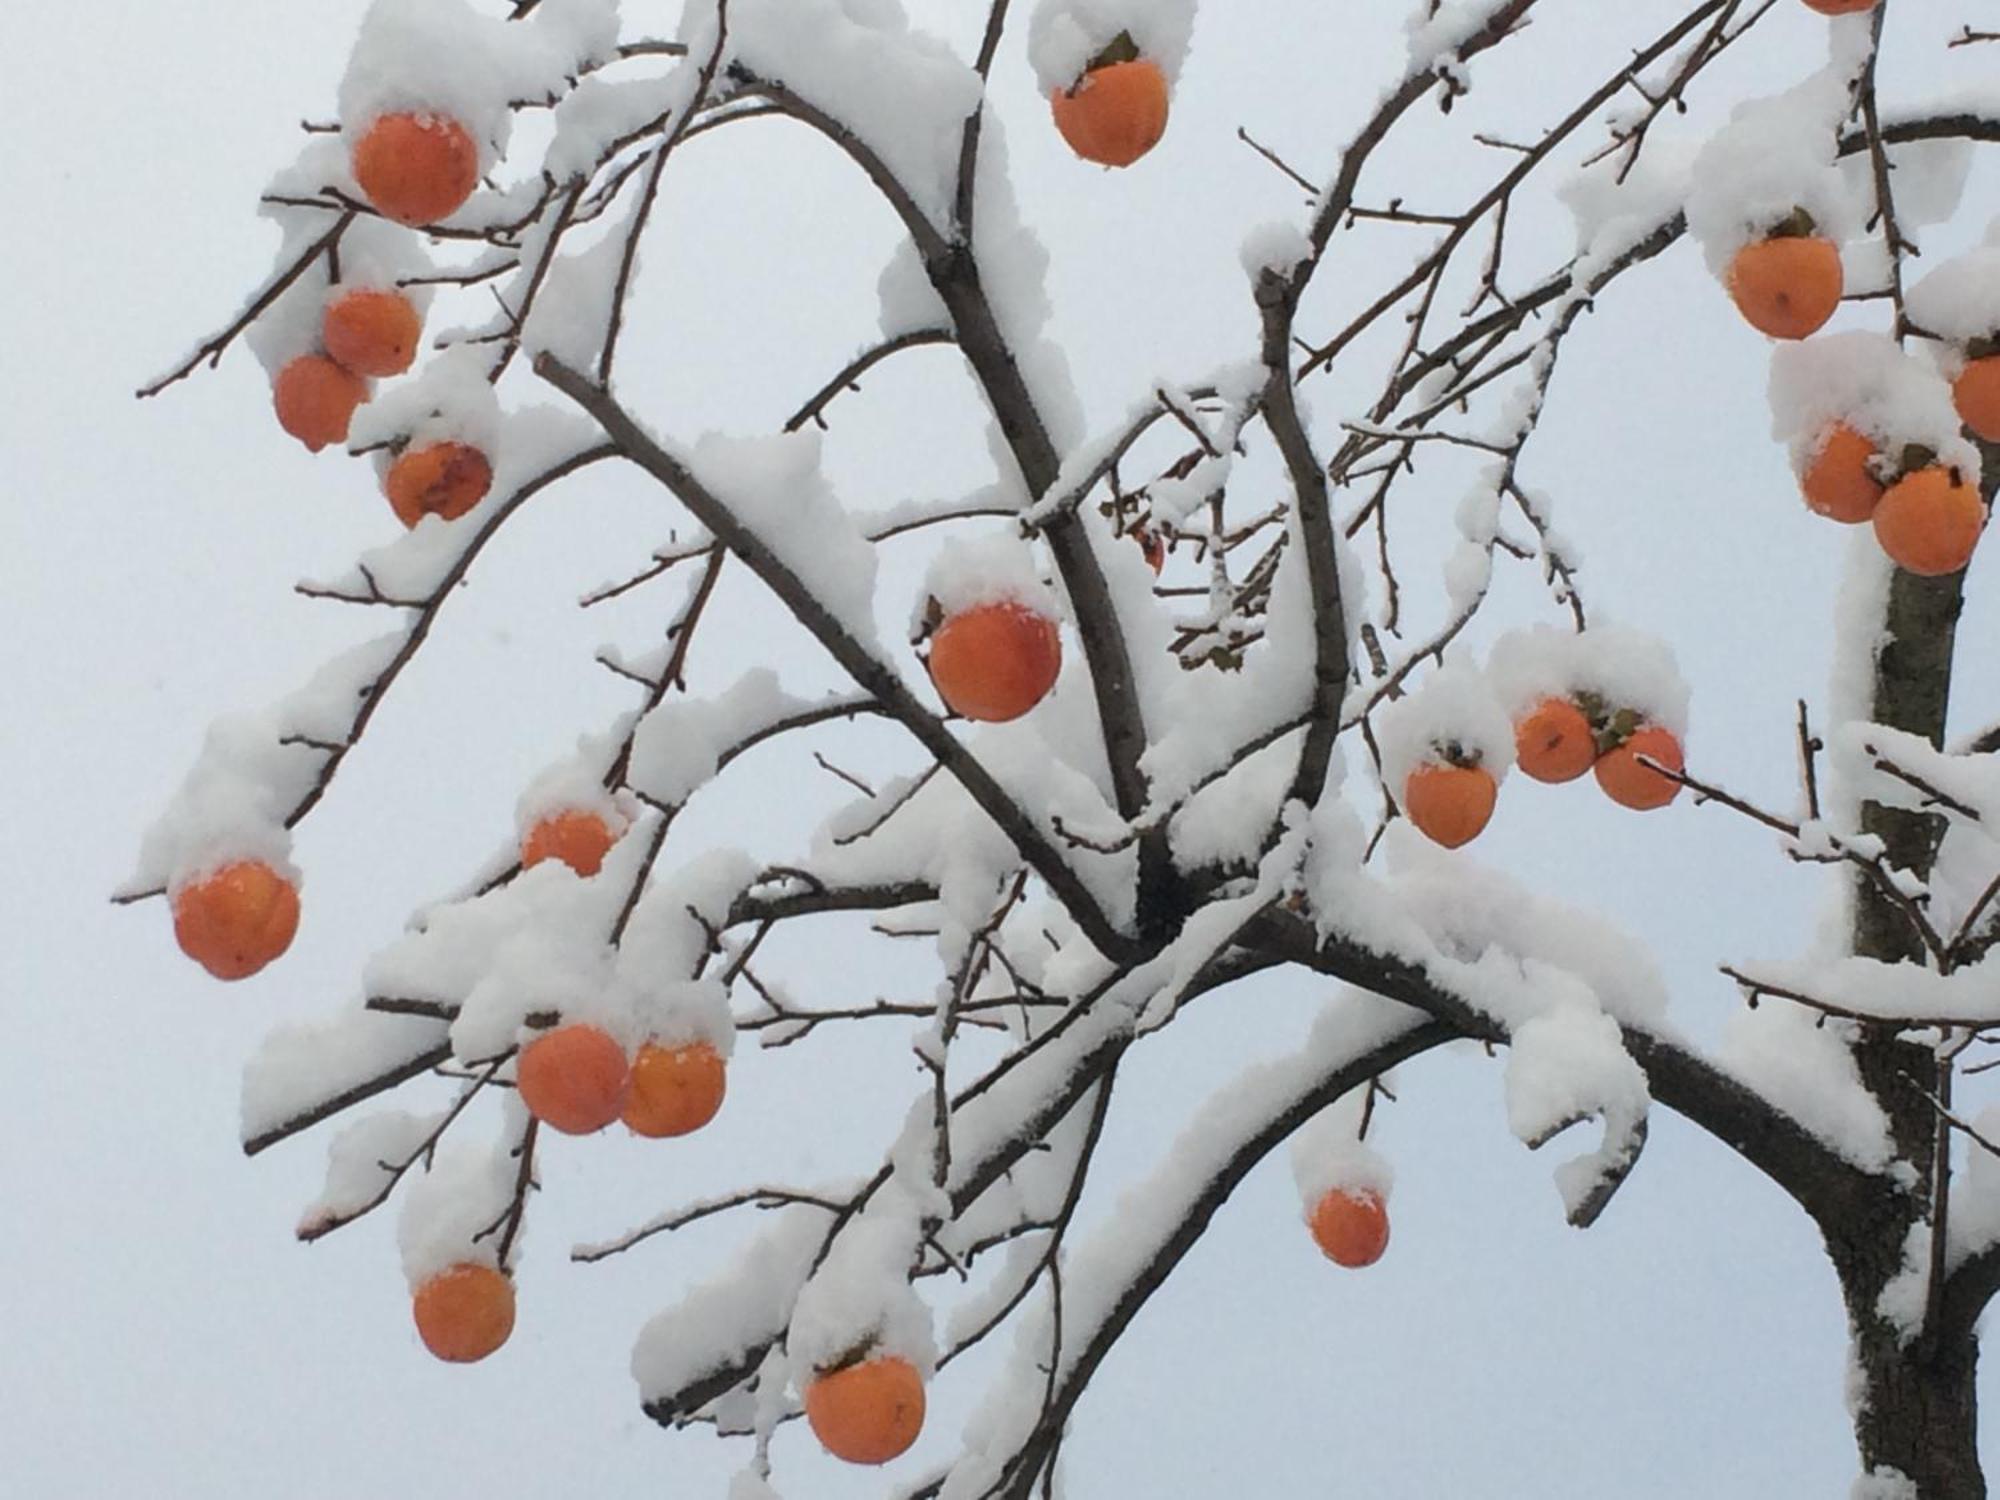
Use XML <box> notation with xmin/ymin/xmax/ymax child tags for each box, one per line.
<box><xmin>1051</xmin><ymin>58</ymin><xmax>1169</xmax><ymax>168</ymax></box>
<box><xmin>352</xmin><ymin>112</ymin><xmax>480</xmax><ymax>227</ymax></box>
<box><xmin>173</xmin><ymin>860</ymin><xmax>301</xmax><ymax>980</ymax></box>
<box><xmin>1800</xmin><ymin>423</ymin><xmax>1884</xmax><ymax>524</ymax></box>
<box><xmin>804</xmin><ymin>1355</ymin><xmax>926</xmax><ymax>1465</ymax></box>
<box><xmin>1309</xmin><ymin>1188</ymin><xmax>1390</xmax><ymax>1268</ymax></box>
<box><xmin>1726</xmin><ymin>235</ymin><xmax>1842</xmax><ymax>340</ymax></box>
<box><xmin>623</xmin><ymin>1041</ymin><xmax>727</xmax><ymax>1139</ymax></box>
<box><xmin>273</xmin><ymin>354</ymin><xmax>368</xmax><ymax>452</ymax></box>
<box><xmin>926</xmin><ymin>601</ymin><xmax>1061</xmax><ymax>722</ymax></box>
<box><xmin>1873</xmin><ymin>467</ymin><xmax>1984</xmax><ymax>577</ymax></box>
<box><xmin>411</xmin><ymin>1262</ymin><xmax>515</xmax><ymax>1363</ymax></box>
<box><xmin>384</xmin><ymin>440</ymin><xmax>492</xmax><ymax>528</ymax></box>
<box><xmin>1514</xmin><ymin>698</ymin><xmax>1597</xmax><ymax>784</ymax></box>
<box><xmin>1594</xmin><ymin>725</ymin><xmax>1684</xmax><ymax>811</ymax></box>
<box><xmin>516</xmin><ymin>1023</ymin><xmax>630</xmax><ymax>1135</ymax></box>
<box><xmin>323</xmin><ymin>287</ymin><xmax>423</xmax><ymax>378</ymax></box>
<box><xmin>520</xmin><ymin>809</ymin><xmax>618</xmax><ymax>877</ymax></box>
<box><xmin>1403</xmin><ymin>762</ymin><xmax>1498</xmax><ymax>848</ymax></box>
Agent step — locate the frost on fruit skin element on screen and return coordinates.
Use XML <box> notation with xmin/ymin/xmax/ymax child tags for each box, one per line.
<box><xmin>1026</xmin><ymin>0</ymin><xmax>1194</xmax><ymax>93</ymax></box>
<box><xmin>1684</xmin><ymin>60</ymin><xmax>1864</xmax><ymax>278</ymax></box>
<box><xmin>514</xmin><ymin>733</ymin><xmax>638</xmax><ymax>847</ymax></box>
<box><xmin>125</xmin><ymin>632</ymin><xmax>406</xmax><ymax>901</ymax></box>
<box><xmin>1373</xmin><ymin>658</ymin><xmax>1515</xmax><ymax>796</ymax></box>
<box><xmin>1768</xmin><ymin>332</ymin><xmax>1980</xmax><ymax>483</ymax></box>
<box><xmin>241</xmin><ymin>1009</ymin><xmax>449</xmax><ymax>1151</ymax></box>
<box><xmin>338</xmin><ymin>0</ymin><xmax>622</xmax><ymax>189</ymax></box>
<box><xmin>397</xmin><ymin>1124</ymin><xmax>528</xmax><ymax>1286</ymax></box>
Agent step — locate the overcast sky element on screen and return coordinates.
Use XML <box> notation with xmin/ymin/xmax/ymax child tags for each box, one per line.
<box><xmin>4</xmin><ymin>2</ymin><xmax>1996</xmax><ymax>1497</ymax></box>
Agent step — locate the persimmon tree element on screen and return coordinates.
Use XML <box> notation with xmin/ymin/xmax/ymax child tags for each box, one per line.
<box><xmin>123</xmin><ymin>0</ymin><xmax>2000</xmax><ymax>1495</ymax></box>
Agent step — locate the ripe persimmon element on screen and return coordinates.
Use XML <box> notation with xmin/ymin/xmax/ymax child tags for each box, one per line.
<box><xmin>273</xmin><ymin>354</ymin><xmax>368</xmax><ymax>453</ymax></box>
<box><xmin>1726</xmin><ymin>233</ymin><xmax>1842</xmax><ymax>340</ymax></box>
<box><xmin>1514</xmin><ymin>698</ymin><xmax>1597</xmax><ymax>784</ymax></box>
<box><xmin>926</xmin><ymin>600</ymin><xmax>1061</xmax><ymax>722</ymax></box>
<box><xmin>1403</xmin><ymin>761</ymin><xmax>1498</xmax><ymax>848</ymax></box>
<box><xmin>173</xmin><ymin>859</ymin><xmax>300</xmax><ymax>981</ymax></box>
<box><xmin>1873</xmin><ymin>467</ymin><xmax>1984</xmax><ymax>577</ymax></box>
<box><xmin>1952</xmin><ymin>355</ymin><xmax>2000</xmax><ymax>443</ymax></box>
<box><xmin>384</xmin><ymin>440</ymin><xmax>493</xmax><ymax>528</ymax></box>
<box><xmin>1800</xmin><ymin>0</ymin><xmax>1876</xmax><ymax>13</ymax></box>
<box><xmin>352</xmin><ymin>112</ymin><xmax>480</xmax><ymax>227</ymax></box>
<box><xmin>516</xmin><ymin>1023</ymin><xmax>630</xmax><ymax>1135</ymax></box>
<box><xmin>1799</xmin><ymin>423</ymin><xmax>1884</xmax><ymax>524</ymax></box>
<box><xmin>1309</xmin><ymin>1187</ymin><xmax>1390</xmax><ymax>1268</ymax></box>
<box><xmin>805</xmin><ymin>1355</ymin><xmax>926</xmax><ymax>1465</ymax></box>
<box><xmin>1051</xmin><ymin>58</ymin><xmax>1169</xmax><ymax>169</ymax></box>
<box><xmin>622</xmin><ymin>1041</ymin><xmax>727</xmax><ymax>1139</ymax></box>
<box><xmin>520</xmin><ymin>809</ymin><xmax>618</xmax><ymax>877</ymax></box>
<box><xmin>411</xmin><ymin>1262</ymin><xmax>515</xmax><ymax>1363</ymax></box>
<box><xmin>323</xmin><ymin>287</ymin><xmax>423</xmax><ymax>378</ymax></box>
<box><xmin>1594</xmin><ymin>725</ymin><xmax>1684</xmax><ymax>811</ymax></box>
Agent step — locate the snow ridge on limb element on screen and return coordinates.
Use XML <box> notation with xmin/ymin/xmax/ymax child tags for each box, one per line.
<box><xmin>935</xmin><ymin>999</ymin><xmax>1452</xmax><ymax>1500</ymax></box>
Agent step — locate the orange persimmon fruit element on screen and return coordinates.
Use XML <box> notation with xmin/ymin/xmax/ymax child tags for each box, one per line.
<box><xmin>384</xmin><ymin>440</ymin><xmax>493</xmax><ymax>528</ymax></box>
<box><xmin>1403</xmin><ymin>761</ymin><xmax>1498</xmax><ymax>848</ymax></box>
<box><xmin>1726</xmin><ymin>234</ymin><xmax>1843</xmax><ymax>340</ymax></box>
<box><xmin>1800</xmin><ymin>0</ymin><xmax>1877</xmax><ymax>13</ymax></box>
<box><xmin>173</xmin><ymin>859</ymin><xmax>301</xmax><ymax>980</ymax></box>
<box><xmin>1514</xmin><ymin>698</ymin><xmax>1597</xmax><ymax>784</ymax></box>
<box><xmin>805</xmin><ymin>1355</ymin><xmax>927</xmax><ymax>1465</ymax></box>
<box><xmin>1309</xmin><ymin>1187</ymin><xmax>1390</xmax><ymax>1269</ymax></box>
<box><xmin>1051</xmin><ymin>58</ymin><xmax>1169</xmax><ymax>169</ymax></box>
<box><xmin>926</xmin><ymin>600</ymin><xmax>1062</xmax><ymax>722</ymax></box>
<box><xmin>1594</xmin><ymin>724</ymin><xmax>1685</xmax><ymax>811</ymax></box>
<box><xmin>516</xmin><ymin>1023</ymin><xmax>630</xmax><ymax>1135</ymax></box>
<box><xmin>1873</xmin><ymin>467</ymin><xmax>1985</xmax><ymax>577</ymax></box>
<box><xmin>273</xmin><ymin>354</ymin><xmax>368</xmax><ymax>453</ymax></box>
<box><xmin>520</xmin><ymin>809</ymin><xmax>619</xmax><ymax>877</ymax></box>
<box><xmin>1800</xmin><ymin>423</ymin><xmax>1884</xmax><ymax>524</ymax></box>
<box><xmin>411</xmin><ymin>1262</ymin><xmax>515</xmax><ymax>1363</ymax></box>
<box><xmin>1952</xmin><ymin>356</ymin><xmax>2000</xmax><ymax>443</ymax></box>
<box><xmin>622</xmin><ymin>1041</ymin><xmax>727</xmax><ymax>1139</ymax></box>
<box><xmin>352</xmin><ymin>112</ymin><xmax>481</xmax><ymax>227</ymax></box>
<box><xmin>323</xmin><ymin>287</ymin><xmax>423</xmax><ymax>378</ymax></box>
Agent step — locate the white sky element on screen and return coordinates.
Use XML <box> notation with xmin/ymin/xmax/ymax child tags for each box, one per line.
<box><xmin>3</xmin><ymin>2</ymin><xmax>1996</xmax><ymax>1497</ymax></box>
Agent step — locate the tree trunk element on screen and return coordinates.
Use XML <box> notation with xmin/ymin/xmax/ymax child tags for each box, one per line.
<box><xmin>1840</xmin><ymin>1284</ymin><xmax>1984</xmax><ymax>1500</ymax></box>
<box><xmin>1839</xmin><ymin>545</ymin><xmax>1979</xmax><ymax>1496</ymax></box>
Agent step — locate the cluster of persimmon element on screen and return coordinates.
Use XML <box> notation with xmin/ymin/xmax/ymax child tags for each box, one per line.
<box><xmin>1050</xmin><ymin>31</ymin><xmax>1169</xmax><ymax>169</ymax></box>
<box><xmin>272</xmin><ymin>109</ymin><xmax>495</xmax><ymax>529</ymax></box>
<box><xmin>1799</xmin><ymin>430</ymin><xmax>1985</xmax><ymax>576</ymax></box>
<box><xmin>1401</xmin><ymin>697</ymin><xmax>1683</xmax><ymax>850</ymax></box>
